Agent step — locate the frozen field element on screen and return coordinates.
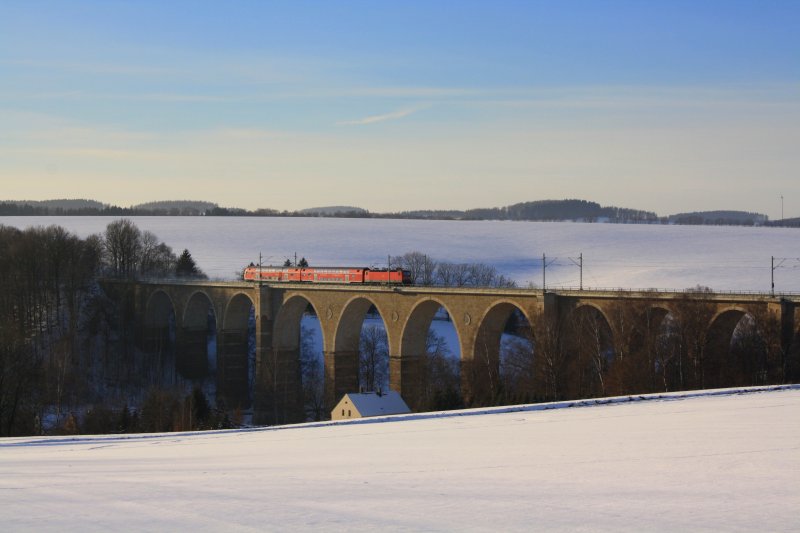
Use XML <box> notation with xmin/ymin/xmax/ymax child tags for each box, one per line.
<box><xmin>1</xmin><ymin>386</ymin><xmax>798</xmax><ymax>532</ymax></box>
<box><xmin>1</xmin><ymin>216</ymin><xmax>798</xmax><ymax>292</ymax></box>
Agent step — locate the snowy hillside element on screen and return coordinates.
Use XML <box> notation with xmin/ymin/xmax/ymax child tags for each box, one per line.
<box><xmin>2</xmin><ymin>386</ymin><xmax>798</xmax><ymax>531</ymax></box>
<box><xmin>1</xmin><ymin>216</ymin><xmax>798</xmax><ymax>291</ymax></box>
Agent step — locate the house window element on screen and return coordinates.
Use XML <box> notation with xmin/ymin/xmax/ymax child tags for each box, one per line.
<box><xmin>342</xmin><ymin>409</ymin><xmax>345</xmax><ymax>416</ymax></box>
<box><xmin>348</xmin><ymin>410</ymin><xmax>351</xmax><ymax>417</ymax></box>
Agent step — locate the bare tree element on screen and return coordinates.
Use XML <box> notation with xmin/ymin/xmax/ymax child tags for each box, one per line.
<box><xmin>468</xmin><ymin>263</ymin><xmax>497</xmax><ymax>287</ymax></box>
<box><xmin>436</xmin><ymin>262</ymin><xmax>457</xmax><ymax>286</ymax></box>
<box><xmin>299</xmin><ymin>324</ymin><xmax>325</xmax><ymax>420</ymax></box>
<box><xmin>104</xmin><ymin>219</ymin><xmax>142</xmax><ymax>278</ymax></box>
<box><xmin>0</xmin><ymin>225</ymin><xmax>103</xmax><ymax>436</ymax></box>
<box><xmin>451</xmin><ymin>263</ymin><xmax>473</xmax><ymax>287</ymax></box>
<box><xmin>532</xmin><ymin>313</ymin><xmax>567</xmax><ymax>401</ymax></box>
<box><xmin>672</xmin><ymin>293</ymin><xmax>715</xmax><ymax>390</ymax></box>
<box><xmin>653</xmin><ymin>313</ymin><xmax>682</xmax><ymax>392</ymax></box>
<box><xmin>499</xmin><ymin>334</ymin><xmax>536</xmax><ymax>403</ymax></box>
<box><xmin>359</xmin><ymin>324</ymin><xmax>388</xmax><ymax>392</ymax></box>
<box><xmin>564</xmin><ymin>306</ymin><xmax>613</xmax><ymax>398</ymax></box>
<box><xmin>604</xmin><ymin>299</ymin><xmax>652</xmax><ymax>396</ymax></box>
<box><xmin>464</xmin><ymin>263</ymin><xmax>516</xmax><ymax>288</ymax></box>
<box><xmin>140</xmin><ymin>231</ymin><xmax>177</xmax><ymax>277</ymax></box>
<box><xmin>419</xmin><ymin>330</ymin><xmax>461</xmax><ymax>411</ymax></box>
<box><xmin>392</xmin><ymin>252</ymin><xmax>437</xmax><ymax>286</ymax></box>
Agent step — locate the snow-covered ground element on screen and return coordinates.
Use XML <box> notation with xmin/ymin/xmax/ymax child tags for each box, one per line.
<box><xmin>1</xmin><ymin>216</ymin><xmax>798</xmax><ymax>292</ymax></box>
<box><xmin>2</xmin><ymin>386</ymin><xmax>798</xmax><ymax>531</ymax></box>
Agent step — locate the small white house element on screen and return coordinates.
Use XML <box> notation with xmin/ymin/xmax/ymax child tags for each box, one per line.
<box><xmin>331</xmin><ymin>391</ymin><xmax>411</xmax><ymax>421</ymax></box>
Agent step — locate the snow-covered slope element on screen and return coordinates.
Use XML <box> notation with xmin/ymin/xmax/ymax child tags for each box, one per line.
<box><xmin>2</xmin><ymin>386</ymin><xmax>798</xmax><ymax>531</ymax></box>
<box><xmin>2</xmin><ymin>216</ymin><xmax>798</xmax><ymax>291</ymax></box>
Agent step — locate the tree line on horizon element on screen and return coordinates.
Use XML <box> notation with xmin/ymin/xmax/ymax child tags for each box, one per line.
<box><xmin>1</xmin><ymin>198</ymin><xmax>787</xmax><ymax>226</ymax></box>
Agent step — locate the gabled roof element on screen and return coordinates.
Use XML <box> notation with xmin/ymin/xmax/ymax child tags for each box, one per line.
<box><xmin>343</xmin><ymin>391</ymin><xmax>410</xmax><ymax>417</ymax></box>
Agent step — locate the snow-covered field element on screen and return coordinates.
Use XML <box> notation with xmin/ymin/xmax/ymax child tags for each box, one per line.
<box><xmin>1</xmin><ymin>216</ymin><xmax>798</xmax><ymax>292</ymax></box>
<box><xmin>2</xmin><ymin>386</ymin><xmax>798</xmax><ymax>532</ymax></box>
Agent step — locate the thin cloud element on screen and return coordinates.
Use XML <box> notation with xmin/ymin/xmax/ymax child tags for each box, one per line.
<box><xmin>2</xmin><ymin>59</ymin><xmax>178</xmax><ymax>77</ymax></box>
<box><xmin>462</xmin><ymin>84</ymin><xmax>800</xmax><ymax>111</ymax></box>
<box><xmin>338</xmin><ymin>106</ymin><xmax>426</xmax><ymax>126</ymax></box>
<box><xmin>349</xmin><ymin>87</ymin><xmax>480</xmax><ymax>98</ymax></box>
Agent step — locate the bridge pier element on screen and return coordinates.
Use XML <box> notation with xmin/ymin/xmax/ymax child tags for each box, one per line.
<box><xmin>324</xmin><ymin>350</ymin><xmax>359</xmax><ymax>410</ymax></box>
<box><xmin>259</xmin><ymin>349</ymin><xmax>303</xmax><ymax>425</ymax></box>
<box><xmin>141</xmin><ymin>325</ymin><xmax>175</xmax><ymax>385</ymax></box>
<box><xmin>175</xmin><ymin>327</ymin><xmax>209</xmax><ymax>380</ymax></box>
<box><xmin>141</xmin><ymin>325</ymin><xmax>171</xmax><ymax>353</ymax></box>
<box><xmin>460</xmin><ymin>352</ymin><xmax>500</xmax><ymax>408</ymax></box>
<box><xmin>390</xmin><ymin>354</ymin><xmax>424</xmax><ymax>411</ymax></box>
<box><xmin>780</xmin><ymin>300</ymin><xmax>799</xmax><ymax>381</ymax></box>
<box><xmin>218</xmin><ymin>328</ymin><xmax>250</xmax><ymax>409</ymax></box>
<box><xmin>255</xmin><ymin>316</ymin><xmax>273</xmax><ymax>380</ymax></box>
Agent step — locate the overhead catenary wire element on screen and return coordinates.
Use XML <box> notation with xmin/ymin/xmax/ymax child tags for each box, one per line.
<box><xmin>770</xmin><ymin>256</ymin><xmax>800</xmax><ymax>296</ymax></box>
<box><xmin>542</xmin><ymin>253</ymin><xmax>558</xmax><ymax>291</ymax></box>
<box><xmin>567</xmin><ymin>253</ymin><xmax>583</xmax><ymax>290</ymax></box>
<box><xmin>536</xmin><ymin>253</ymin><xmax>800</xmax><ymax>294</ymax></box>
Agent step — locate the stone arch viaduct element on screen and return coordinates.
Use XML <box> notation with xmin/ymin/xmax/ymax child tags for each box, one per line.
<box><xmin>107</xmin><ymin>280</ymin><xmax>800</xmax><ymax>424</ymax></box>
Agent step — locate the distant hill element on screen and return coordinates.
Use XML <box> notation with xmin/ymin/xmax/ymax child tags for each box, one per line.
<box><xmin>668</xmin><ymin>210</ymin><xmax>767</xmax><ymax>226</ymax></box>
<box><xmin>299</xmin><ymin>206</ymin><xmax>368</xmax><ymax>216</ymax></box>
<box><xmin>132</xmin><ymin>200</ymin><xmax>218</xmax><ymax>215</ymax></box>
<box><xmin>0</xmin><ymin>199</ymin><xmax>109</xmax><ymax>215</ymax></box>
<box><xmin>391</xmin><ymin>200</ymin><xmax>658</xmax><ymax>223</ymax></box>
<box><xmin>5</xmin><ymin>199</ymin><xmax>106</xmax><ymax>210</ymax></box>
<box><xmin>765</xmin><ymin>217</ymin><xmax>800</xmax><ymax>228</ymax></box>
<box><xmin>499</xmin><ymin>199</ymin><xmax>658</xmax><ymax>223</ymax></box>
<box><xmin>392</xmin><ymin>209</ymin><xmax>464</xmax><ymax>219</ymax></box>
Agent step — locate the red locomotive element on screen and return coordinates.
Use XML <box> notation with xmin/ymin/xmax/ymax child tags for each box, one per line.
<box><xmin>243</xmin><ymin>265</ymin><xmax>412</xmax><ymax>284</ymax></box>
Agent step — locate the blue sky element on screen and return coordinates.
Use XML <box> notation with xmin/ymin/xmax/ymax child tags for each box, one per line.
<box><xmin>1</xmin><ymin>1</ymin><xmax>798</xmax><ymax>216</ymax></box>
